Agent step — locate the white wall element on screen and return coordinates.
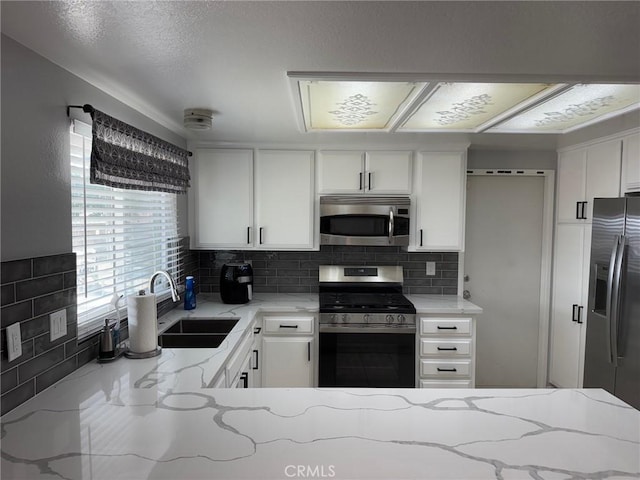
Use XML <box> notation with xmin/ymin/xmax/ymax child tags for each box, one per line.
<box><xmin>1</xmin><ymin>35</ymin><xmax>188</xmax><ymax>262</ymax></box>
<box><xmin>468</xmin><ymin>150</ymin><xmax>557</xmax><ymax>171</ymax></box>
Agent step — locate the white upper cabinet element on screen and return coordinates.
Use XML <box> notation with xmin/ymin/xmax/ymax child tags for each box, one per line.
<box><xmin>318</xmin><ymin>150</ymin><xmax>412</xmax><ymax>194</ymax></box>
<box><xmin>190</xmin><ymin>149</ymin><xmax>253</xmax><ymax>249</ymax></box>
<box><xmin>190</xmin><ymin>149</ymin><xmax>314</xmax><ymax>250</ymax></box>
<box><xmin>413</xmin><ymin>151</ymin><xmax>467</xmax><ymax>251</ymax></box>
<box><xmin>255</xmin><ymin>150</ymin><xmax>315</xmax><ymax>249</ymax></box>
<box><xmin>557</xmin><ymin>140</ymin><xmax>621</xmax><ymax>223</ymax></box>
<box><xmin>365</xmin><ymin>151</ymin><xmax>412</xmax><ymax>194</ymax></box>
<box><xmin>621</xmin><ymin>131</ymin><xmax>640</xmax><ymax>194</ymax></box>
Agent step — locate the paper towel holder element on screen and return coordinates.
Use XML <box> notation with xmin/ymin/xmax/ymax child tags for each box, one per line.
<box><xmin>124</xmin><ymin>289</ymin><xmax>162</xmax><ymax>359</ymax></box>
<box><xmin>124</xmin><ymin>346</ymin><xmax>162</xmax><ymax>359</ymax></box>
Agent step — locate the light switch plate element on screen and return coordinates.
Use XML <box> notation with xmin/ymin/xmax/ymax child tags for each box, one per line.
<box><xmin>426</xmin><ymin>261</ymin><xmax>436</xmax><ymax>276</ymax></box>
<box><xmin>50</xmin><ymin>309</ymin><xmax>67</xmax><ymax>341</ymax></box>
<box><xmin>7</xmin><ymin>322</ymin><xmax>22</xmax><ymax>362</ymax></box>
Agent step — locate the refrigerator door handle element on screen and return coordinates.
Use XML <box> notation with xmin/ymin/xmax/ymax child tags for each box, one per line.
<box><xmin>605</xmin><ymin>236</ymin><xmax>620</xmax><ymax>364</ymax></box>
<box><xmin>610</xmin><ymin>235</ymin><xmax>626</xmax><ymax>366</ymax></box>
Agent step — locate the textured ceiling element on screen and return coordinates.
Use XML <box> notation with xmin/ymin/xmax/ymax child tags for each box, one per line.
<box><xmin>2</xmin><ymin>1</ymin><xmax>639</xmax><ymax>149</ymax></box>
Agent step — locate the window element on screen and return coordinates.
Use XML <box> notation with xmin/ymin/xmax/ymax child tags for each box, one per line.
<box><xmin>70</xmin><ymin>120</ymin><xmax>182</xmax><ymax>338</ymax></box>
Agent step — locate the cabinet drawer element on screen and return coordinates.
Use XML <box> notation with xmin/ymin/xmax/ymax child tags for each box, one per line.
<box><xmin>420</xmin><ymin>317</ymin><xmax>471</xmax><ymax>335</ymax></box>
<box><xmin>420</xmin><ymin>339</ymin><xmax>471</xmax><ymax>356</ymax></box>
<box><xmin>420</xmin><ymin>359</ymin><xmax>471</xmax><ymax>378</ymax></box>
<box><xmin>419</xmin><ymin>379</ymin><xmax>472</xmax><ymax>388</ymax></box>
<box><xmin>264</xmin><ymin>316</ymin><xmax>314</xmax><ymax>334</ymax></box>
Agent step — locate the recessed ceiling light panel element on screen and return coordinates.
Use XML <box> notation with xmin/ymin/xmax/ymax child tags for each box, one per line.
<box><xmin>489</xmin><ymin>84</ymin><xmax>640</xmax><ymax>133</ymax></box>
<box><xmin>298</xmin><ymin>80</ymin><xmax>426</xmax><ymax>131</ymax></box>
<box><xmin>399</xmin><ymin>82</ymin><xmax>555</xmax><ymax>132</ymax></box>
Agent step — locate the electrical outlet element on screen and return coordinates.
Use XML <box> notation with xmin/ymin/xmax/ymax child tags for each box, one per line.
<box><xmin>426</xmin><ymin>261</ymin><xmax>436</xmax><ymax>276</ymax></box>
<box><xmin>50</xmin><ymin>309</ymin><xmax>67</xmax><ymax>341</ymax></box>
<box><xmin>7</xmin><ymin>322</ymin><xmax>22</xmax><ymax>362</ymax></box>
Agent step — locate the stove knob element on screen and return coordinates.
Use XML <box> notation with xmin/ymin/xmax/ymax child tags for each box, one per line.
<box><xmin>363</xmin><ymin>314</ymin><xmax>370</xmax><ymax>324</ymax></box>
<box><xmin>385</xmin><ymin>314</ymin><xmax>394</xmax><ymax>324</ymax></box>
<box><xmin>342</xmin><ymin>313</ymin><xmax>349</xmax><ymax>323</ymax></box>
<box><xmin>398</xmin><ymin>314</ymin><xmax>405</xmax><ymax>324</ymax></box>
<box><xmin>330</xmin><ymin>314</ymin><xmax>338</xmax><ymax>324</ymax></box>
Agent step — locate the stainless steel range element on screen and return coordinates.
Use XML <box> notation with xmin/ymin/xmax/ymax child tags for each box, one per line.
<box><xmin>318</xmin><ymin>265</ymin><xmax>416</xmax><ymax>388</ymax></box>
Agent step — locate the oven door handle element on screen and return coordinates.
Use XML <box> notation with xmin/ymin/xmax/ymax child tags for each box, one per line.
<box><xmin>388</xmin><ymin>209</ymin><xmax>394</xmax><ymax>244</ymax></box>
<box><xmin>319</xmin><ymin>326</ymin><xmax>416</xmax><ymax>334</ymax></box>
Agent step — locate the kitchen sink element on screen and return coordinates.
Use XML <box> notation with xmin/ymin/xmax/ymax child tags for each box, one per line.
<box><xmin>158</xmin><ymin>318</ymin><xmax>239</xmax><ymax>348</ymax></box>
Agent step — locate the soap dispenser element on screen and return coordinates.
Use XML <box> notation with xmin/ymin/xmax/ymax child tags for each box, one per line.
<box><xmin>98</xmin><ymin>319</ymin><xmax>115</xmax><ymax>359</ymax></box>
<box><xmin>184</xmin><ymin>275</ymin><xmax>196</xmax><ymax>310</ymax></box>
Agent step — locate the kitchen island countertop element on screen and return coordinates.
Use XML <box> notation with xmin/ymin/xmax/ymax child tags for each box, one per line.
<box><xmin>3</xmin><ymin>294</ymin><xmax>638</xmax><ymax>479</ymax></box>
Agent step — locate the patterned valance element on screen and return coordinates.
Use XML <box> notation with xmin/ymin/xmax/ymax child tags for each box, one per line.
<box><xmin>90</xmin><ymin>109</ymin><xmax>190</xmax><ymax>194</ymax></box>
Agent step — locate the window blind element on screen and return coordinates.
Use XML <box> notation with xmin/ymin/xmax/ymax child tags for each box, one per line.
<box><xmin>71</xmin><ymin>120</ymin><xmax>182</xmax><ymax>338</ymax></box>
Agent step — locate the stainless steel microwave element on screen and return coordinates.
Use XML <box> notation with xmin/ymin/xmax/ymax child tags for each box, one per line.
<box><xmin>319</xmin><ymin>196</ymin><xmax>411</xmax><ymax>246</ymax></box>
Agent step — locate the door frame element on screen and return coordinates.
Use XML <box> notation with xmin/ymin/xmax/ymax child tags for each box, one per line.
<box><xmin>461</xmin><ymin>169</ymin><xmax>555</xmax><ymax>387</ymax></box>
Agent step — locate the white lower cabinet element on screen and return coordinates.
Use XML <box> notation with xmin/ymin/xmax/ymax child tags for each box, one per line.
<box><xmin>417</xmin><ymin>315</ymin><xmax>476</xmax><ymax>388</ymax></box>
<box><xmin>225</xmin><ymin>327</ymin><xmax>254</xmax><ymax>388</ymax></box>
<box><xmin>261</xmin><ymin>315</ymin><xmax>315</xmax><ymax>387</ymax></box>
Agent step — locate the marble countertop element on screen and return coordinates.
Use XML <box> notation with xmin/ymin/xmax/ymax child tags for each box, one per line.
<box><xmin>407</xmin><ymin>294</ymin><xmax>483</xmax><ymax>314</ymax></box>
<box><xmin>1</xmin><ymin>382</ymin><xmax>638</xmax><ymax>479</ymax></box>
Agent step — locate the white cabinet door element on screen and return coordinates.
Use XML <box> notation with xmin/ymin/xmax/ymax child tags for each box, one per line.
<box><xmin>365</xmin><ymin>151</ymin><xmax>412</xmax><ymax>194</ymax></box>
<box><xmin>621</xmin><ymin>132</ymin><xmax>640</xmax><ymax>193</ymax></box>
<box><xmin>255</xmin><ymin>150</ymin><xmax>315</xmax><ymax>249</ymax></box>
<box><xmin>317</xmin><ymin>150</ymin><xmax>412</xmax><ymax>194</ymax></box>
<box><xmin>584</xmin><ymin>140</ymin><xmax>621</xmax><ymax>221</ymax></box>
<box><xmin>318</xmin><ymin>151</ymin><xmax>365</xmax><ymax>193</ymax></box>
<box><xmin>548</xmin><ymin>224</ymin><xmax>587</xmax><ymax>388</ymax></box>
<box><xmin>557</xmin><ymin>141</ymin><xmax>621</xmax><ymax>223</ymax></box>
<box><xmin>191</xmin><ymin>149</ymin><xmax>253</xmax><ymax>249</ymax></box>
<box><xmin>262</xmin><ymin>336</ymin><xmax>314</xmax><ymax>387</ymax></box>
<box><xmin>414</xmin><ymin>151</ymin><xmax>466</xmax><ymax>251</ymax></box>
<box><xmin>556</xmin><ymin>149</ymin><xmax>587</xmax><ymax>223</ymax></box>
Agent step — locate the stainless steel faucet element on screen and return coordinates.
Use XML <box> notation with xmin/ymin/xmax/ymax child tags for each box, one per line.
<box><xmin>148</xmin><ymin>270</ymin><xmax>180</xmax><ymax>302</ymax></box>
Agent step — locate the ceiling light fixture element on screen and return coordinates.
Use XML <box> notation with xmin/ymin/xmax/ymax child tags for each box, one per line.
<box><xmin>184</xmin><ymin>108</ymin><xmax>213</xmax><ymax>130</ymax></box>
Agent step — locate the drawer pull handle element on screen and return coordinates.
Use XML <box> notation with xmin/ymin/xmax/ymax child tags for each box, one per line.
<box><xmin>437</xmin><ymin>326</ymin><xmax>458</xmax><ymax>330</ymax></box>
<box><xmin>279</xmin><ymin>324</ymin><xmax>299</xmax><ymax>329</ymax></box>
<box><xmin>254</xmin><ymin>327</ymin><xmax>262</xmax><ymax>334</ymax></box>
<box><xmin>437</xmin><ymin>367</ymin><xmax>458</xmax><ymax>372</ymax></box>
<box><xmin>437</xmin><ymin>347</ymin><xmax>458</xmax><ymax>351</ymax></box>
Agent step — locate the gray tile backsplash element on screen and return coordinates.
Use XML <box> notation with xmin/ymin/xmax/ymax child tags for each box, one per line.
<box><xmin>1</xmin><ymin>237</ymin><xmax>196</xmax><ymax>415</ymax></box>
<box><xmin>198</xmin><ymin>246</ymin><xmax>459</xmax><ymax>295</ymax></box>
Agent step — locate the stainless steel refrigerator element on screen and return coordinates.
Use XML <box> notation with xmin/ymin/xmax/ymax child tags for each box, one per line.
<box><xmin>584</xmin><ymin>196</ymin><xmax>640</xmax><ymax>409</ymax></box>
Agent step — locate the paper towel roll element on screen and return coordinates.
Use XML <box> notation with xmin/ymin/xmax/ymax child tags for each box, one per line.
<box><xmin>127</xmin><ymin>293</ymin><xmax>158</xmax><ymax>354</ymax></box>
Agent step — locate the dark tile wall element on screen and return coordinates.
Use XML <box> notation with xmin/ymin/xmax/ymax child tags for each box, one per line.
<box><xmin>198</xmin><ymin>246</ymin><xmax>459</xmax><ymax>295</ymax></box>
<box><xmin>1</xmin><ymin>238</ymin><xmax>195</xmax><ymax>416</ymax></box>
<box><xmin>1</xmin><ymin>253</ymin><xmax>81</xmax><ymax>416</ymax></box>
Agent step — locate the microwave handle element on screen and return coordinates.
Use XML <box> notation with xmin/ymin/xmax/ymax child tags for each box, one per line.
<box><xmin>388</xmin><ymin>209</ymin><xmax>394</xmax><ymax>244</ymax></box>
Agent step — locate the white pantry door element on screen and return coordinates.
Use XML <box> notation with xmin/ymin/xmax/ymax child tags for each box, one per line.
<box><xmin>464</xmin><ymin>175</ymin><xmax>545</xmax><ymax>387</ymax></box>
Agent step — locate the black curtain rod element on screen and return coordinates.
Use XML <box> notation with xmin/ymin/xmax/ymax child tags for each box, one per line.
<box><xmin>66</xmin><ymin>104</ymin><xmax>193</xmax><ymax>156</ymax></box>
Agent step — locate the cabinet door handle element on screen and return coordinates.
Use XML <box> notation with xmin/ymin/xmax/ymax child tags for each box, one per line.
<box><xmin>577</xmin><ymin>305</ymin><xmax>584</xmax><ymax>324</ymax></box>
<box><xmin>437</xmin><ymin>367</ymin><xmax>457</xmax><ymax>372</ymax></box>
<box><xmin>359</xmin><ymin>172</ymin><xmax>363</xmax><ymax>190</ymax></box>
<box><xmin>437</xmin><ymin>346</ymin><xmax>458</xmax><ymax>351</ymax></box>
<box><xmin>247</xmin><ymin>226</ymin><xmax>251</xmax><ymax>244</ymax></box>
<box><xmin>252</xmin><ymin>349</ymin><xmax>259</xmax><ymax>370</ymax></box>
<box><xmin>437</xmin><ymin>326</ymin><xmax>458</xmax><ymax>330</ymax></box>
<box><xmin>259</xmin><ymin>227</ymin><xmax>264</xmax><ymax>244</ymax></box>
<box><xmin>576</xmin><ymin>201</ymin><xmax>582</xmax><ymax>220</ymax></box>
<box><xmin>279</xmin><ymin>324</ymin><xmax>298</xmax><ymax>329</ymax></box>
<box><xmin>581</xmin><ymin>201</ymin><xmax>588</xmax><ymax>220</ymax></box>
<box><xmin>368</xmin><ymin>172</ymin><xmax>372</xmax><ymax>191</ymax></box>
<box><xmin>240</xmin><ymin>372</ymin><xmax>249</xmax><ymax>388</ymax></box>
<box><xmin>253</xmin><ymin>327</ymin><xmax>261</xmax><ymax>334</ymax></box>
<box><xmin>307</xmin><ymin>341</ymin><xmax>311</xmax><ymax>362</ymax></box>
<box><xmin>420</xmin><ymin>229</ymin><xmax>424</xmax><ymax>247</ymax></box>
<box><xmin>572</xmin><ymin>304</ymin><xmax>578</xmax><ymax>322</ymax></box>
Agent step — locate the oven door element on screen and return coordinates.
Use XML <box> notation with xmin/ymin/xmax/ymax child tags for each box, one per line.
<box><xmin>318</xmin><ymin>328</ymin><xmax>415</xmax><ymax>388</ymax></box>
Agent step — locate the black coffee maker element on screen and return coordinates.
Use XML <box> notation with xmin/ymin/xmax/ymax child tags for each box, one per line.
<box><xmin>220</xmin><ymin>263</ymin><xmax>253</xmax><ymax>304</ymax></box>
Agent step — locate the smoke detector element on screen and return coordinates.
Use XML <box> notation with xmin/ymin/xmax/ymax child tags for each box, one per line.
<box><xmin>184</xmin><ymin>108</ymin><xmax>213</xmax><ymax>130</ymax></box>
